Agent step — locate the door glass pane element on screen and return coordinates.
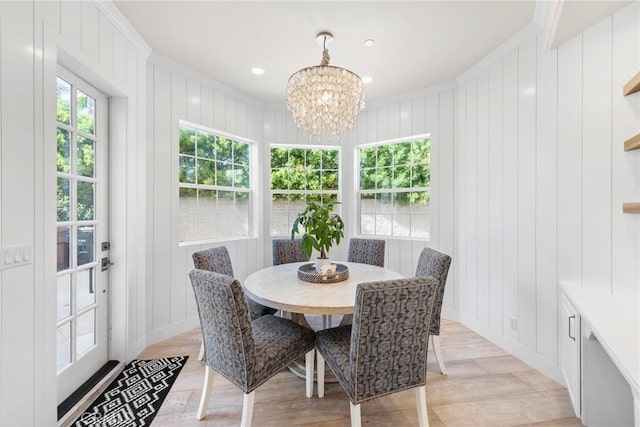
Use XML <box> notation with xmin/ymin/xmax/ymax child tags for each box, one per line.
<box><xmin>77</xmin><ymin>267</ymin><xmax>95</xmax><ymax>311</ymax></box>
<box><xmin>56</xmin><ymin>78</ymin><xmax>71</xmax><ymax>125</ymax></box>
<box><xmin>77</xmin><ymin>136</ymin><xmax>95</xmax><ymax>177</ymax></box>
<box><xmin>57</xmin><ymin>128</ymin><xmax>70</xmax><ymax>173</ymax></box>
<box><xmin>77</xmin><ymin>90</ymin><xmax>95</xmax><ymax>135</ymax></box>
<box><xmin>57</xmin><ymin>178</ymin><xmax>70</xmax><ymax>222</ymax></box>
<box><xmin>77</xmin><ymin>226</ymin><xmax>94</xmax><ymax>266</ymax></box>
<box><xmin>76</xmin><ymin>309</ymin><xmax>95</xmax><ymax>357</ymax></box>
<box><xmin>57</xmin><ymin>274</ymin><xmax>71</xmax><ymax>321</ymax></box>
<box><xmin>57</xmin><ymin>227</ymin><xmax>71</xmax><ymax>271</ymax></box>
<box><xmin>57</xmin><ymin>322</ymin><xmax>72</xmax><ymax>372</ymax></box>
<box><xmin>77</xmin><ymin>181</ymin><xmax>95</xmax><ymax>221</ymax></box>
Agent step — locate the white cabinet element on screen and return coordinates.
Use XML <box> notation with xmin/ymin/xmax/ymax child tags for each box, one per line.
<box><xmin>560</xmin><ymin>282</ymin><xmax>639</xmax><ymax>427</ymax></box>
<box><xmin>559</xmin><ymin>292</ymin><xmax>581</xmax><ymax>417</ymax></box>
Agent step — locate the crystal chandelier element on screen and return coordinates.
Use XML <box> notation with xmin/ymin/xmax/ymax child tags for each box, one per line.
<box><xmin>287</xmin><ymin>32</ymin><xmax>366</xmax><ymax>140</ymax></box>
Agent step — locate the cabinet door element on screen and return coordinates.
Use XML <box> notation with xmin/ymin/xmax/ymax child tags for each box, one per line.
<box><xmin>559</xmin><ymin>292</ymin><xmax>580</xmax><ymax>417</ymax></box>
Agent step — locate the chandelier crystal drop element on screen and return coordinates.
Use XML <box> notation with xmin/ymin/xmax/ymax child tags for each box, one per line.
<box><xmin>287</xmin><ymin>32</ymin><xmax>366</xmax><ymax>140</ymax></box>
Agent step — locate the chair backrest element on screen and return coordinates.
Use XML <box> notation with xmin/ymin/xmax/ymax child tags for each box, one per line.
<box><xmin>272</xmin><ymin>238</ymin><xmax>308</xmax><ymax>265</ymax></box>
<box><xmin>192</xmin><ymin>246</ymin><xmax>234</xmax><ymax>277</ymax></box>
<box><xmin>349</xmin><ymin>277</ymin><xmax>438</xmax><ymax>403</ymax></box>
<box><xmin>347</xmin><ymin>238</ymin><xmax>385</xmax><ymax>267</ymax></box>
<box><xmin>188</xmin><ymin>269</ymin><xmax>255</xmax><ymax>391</ymax></box>
<box><xmin>415</xmin><ymin>247</ymin><xmax>451</xmax><ymax>335</ymax></box>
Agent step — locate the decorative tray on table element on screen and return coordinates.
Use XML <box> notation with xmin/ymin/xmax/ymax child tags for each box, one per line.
<box><xmin>297</xmin><ymin>263</ymin><xmax>349</xmax><ymax>284</ymax></box>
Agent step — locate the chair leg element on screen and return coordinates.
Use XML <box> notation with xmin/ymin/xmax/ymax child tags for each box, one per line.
<box><xmin>316</xmin><ymin>350</ymin><xmax>325</xmax><ymax>398</ymax></box>
<box><xmin>196</xmin><ymin>365</ymin><xmax>214</xmax><ymax>420</ymax></box>
<box><xmin>305</xmin><ymin>349</ymin><xmax>314</xmax><ymax>398</ymax></box>
<box><xmin>415</xmin><ymin>386</ymin><xmax>429</xmax><ymax>427</ymax></box>
<box><xmin>350</xmin><ymin>401</ymin><xmax>362</xmax><ymax>427</ymax></box>
<box><xmin>432</xmin><ymin>335</ymin><xmax>447</xmax><ymax>375</ymax></box>
<box><xmin>197</xmin><ymin>339</ymin><xmax>205</xmax><ymax>362</ymax></box>
<box><xmin>240</xmin><ymin>391</ymin><xmax>255</xmax><ymax>427</ymax></box>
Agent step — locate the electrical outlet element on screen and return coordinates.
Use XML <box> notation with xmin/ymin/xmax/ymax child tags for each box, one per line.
<box><xmin>509</xmin><ymin>316</ymin><xmax>518</xmax><ymax>332</ymax></box>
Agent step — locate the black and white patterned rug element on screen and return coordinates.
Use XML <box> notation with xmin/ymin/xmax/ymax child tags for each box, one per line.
<box><xmin>74</xmin><ymin>356</ymin><xmax>188</xmax><ymax>427</ymax></box>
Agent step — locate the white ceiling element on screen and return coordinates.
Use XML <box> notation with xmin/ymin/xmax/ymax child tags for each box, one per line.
<box><xmin>113</xmin><ymin>1</ymin><xmax>631</xmax><ymax>105</ymax></box>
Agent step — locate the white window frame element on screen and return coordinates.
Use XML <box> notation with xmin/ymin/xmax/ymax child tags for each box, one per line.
<box><xmin>269</xmin><ymin>144</ymin><xmax>342</xmax><ymax>237</ymax></box>
<box><xmin>356</xmin><ymin>134</ymin><xmax>431</xmax><ymax>241</ymax></box>
<box><xmin>178</xmin><ymin>120</ymin><xmax>256</xmax><ymax>245</ymax></box>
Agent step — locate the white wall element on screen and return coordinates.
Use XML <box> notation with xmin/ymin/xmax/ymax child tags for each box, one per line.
<box><xmin>146</xmin><ymin>56</ymin><xmax>266</xmax><ymax>343</ymax></box>
<box><xmin>455</xmin><ymin>3</ymin><xmax>640</xmax><ymax>381</ymax></box>
<box><xmin>0</xmin><ymin>1</ymin><xmax>148</xmax><ymax>424</ymax></box>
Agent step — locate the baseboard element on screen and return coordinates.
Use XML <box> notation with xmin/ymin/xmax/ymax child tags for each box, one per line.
<box><xmin>459</xmin><ymin>313</ymin><xmax>564</xmax><ymax>384</ymax></box>
<box><xmin>146</xmin><ymin>316</ymin><xmax>200</xmax><ymax>347</ymax></box>
<box><xmin>128</xmin><ymin>338</ymin><xmax>148</xmax><ymax>360</ymax></box>
<box><xmin>441</xmin><ymin>307</ymin><xmax>460</xmax><ymax>322</ymax></box>
<box><xmin>57</xmin><ymin>361</ymin><xmax>124</xmax><ymax>427</ymax></box>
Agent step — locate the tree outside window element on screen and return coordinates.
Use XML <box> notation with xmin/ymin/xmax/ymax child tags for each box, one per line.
<box><xmin>358</xmin><ymin>136</ymin><xmax>430</xmax><ymax>239</ymax></box>
<box><xmin>270</xmin><ymin>145</ymin><xmax>340</xmax><ymax>236</ymax></box>
<box><xmin>179</xmin><ymin>123</ymin><xmax>252</xmax><ymax>243</ymax></box>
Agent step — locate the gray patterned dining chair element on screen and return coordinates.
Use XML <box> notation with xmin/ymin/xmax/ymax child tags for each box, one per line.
<box><xmin>315</xmin><ymin>276</ymin><xmax>438</xmax><ymax>427</ymax></box>
<box><xmin>189</xmin><ymin>269</ymin><xmax>316</xmax><ymax>426</ymax></box>
<box><xmin>347</xmin><ymin>238</ymin><xmax>385</xmax><ymax>267</ymax></box>
<box><xmin>192</xmin><ymin>246</ymin><xmax>276</xmax><ymax>361</ymax></box>
<box><xmin>272</xmin><ymin>238</ymin><xmax>309</xmax><ymax>265</ymax></box>
<box><xmin>415</xmin><ymin>246</ymin><xmax>452</xmax><ymax>375</ymax></box>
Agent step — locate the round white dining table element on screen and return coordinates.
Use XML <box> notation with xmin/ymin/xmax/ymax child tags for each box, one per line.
<box><xmin>243</xmin><ymin>261</ymin><xmax>404</xmax><ymax>315</ymax></box>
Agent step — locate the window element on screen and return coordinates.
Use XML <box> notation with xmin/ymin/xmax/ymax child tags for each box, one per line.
<box><xmin>270</xmin><ymin>145</ymin><xmax>340</xmax><ymax>236</ymax></box>
<box><xmin>358</xmin><ymin>136</ymin><xmax>430</xmax><ymax>239</ymax></box>
<box><xmin>178</xmin><ymin>122</ymin><xmax>252</xmax><ymax>243</ymax></box>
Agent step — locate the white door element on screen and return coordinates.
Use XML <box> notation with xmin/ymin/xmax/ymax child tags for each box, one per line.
<box><xmin>55</xmin><ymin>67</ymin><xmax>110</xmax><ymax>404</ymax></box>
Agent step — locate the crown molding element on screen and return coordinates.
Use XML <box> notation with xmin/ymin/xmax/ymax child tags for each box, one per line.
<box><xmin>534</xmin><ymin>0</ymin><xmax>552</xmax><ymax>29</ymax></box>
<box><xmin>456</xmin><ymin>22</ymin><xmax>542</xmax><ymax>86</ymax></box>
<box><xmin>93</xmin><ymin>0</ymin><xmax>152</xmax><ymax>59</ymax></box>
<box><xmin>542</xmin><ymin>0</ymin><xmax>565</xmax><ymax>51</ymax></box>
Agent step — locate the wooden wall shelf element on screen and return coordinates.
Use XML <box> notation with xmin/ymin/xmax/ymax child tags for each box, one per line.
<box><xmin>623</xmin><ymin>71</ymin><xmax>640</xmax><ymax>95</ymax></box>
<box><xmin>623</xmin><ymin>134</ymin><xmax>640</xmax><ymax>151</ymax></box>
<box><xmin>622</xmin><ymin>203</ymin><xmax>640</xmax><ymax>214</ymax></box>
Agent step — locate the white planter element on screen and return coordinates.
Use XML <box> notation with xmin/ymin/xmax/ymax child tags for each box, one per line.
<box><xmin>315</xmin><ymin>257</ymin><xmax>336</xmax><ymax>274</ymax></box>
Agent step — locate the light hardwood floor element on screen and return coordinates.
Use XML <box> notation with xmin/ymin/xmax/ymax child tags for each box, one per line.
<box><xmin>139</xmin><ymin>318</ymin><xmax>581</xmax><ymax>426</ymax></box>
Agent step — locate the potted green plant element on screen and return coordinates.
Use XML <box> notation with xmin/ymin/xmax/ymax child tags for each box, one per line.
<box><xmin>291</xmin><ymin>201</ymin><xmax>345</xmax><ymax>273</ymax></box>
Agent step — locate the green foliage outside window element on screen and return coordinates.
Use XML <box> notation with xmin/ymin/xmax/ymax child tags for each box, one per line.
<box><xmin>359</xmin><ymin>138</ymin><xmax>431</xmax><ymax>238</ymax></box>
<box><xmin>178</xmin><ymin>125</ymin><xmax>251</xmax><ymax>242</ymax></box>
<box><xmin>56</xmin><ymin>77</ymin><xmax>97</xmax><ymax>225</ymax></box>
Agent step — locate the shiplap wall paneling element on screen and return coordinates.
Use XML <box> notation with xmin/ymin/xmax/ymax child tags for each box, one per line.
<box><xmin>145</xmin><ymin>62</ymin><xmax>156</xmax><ymax>342</ymax></box>
<box><xmin>151</xmin><ymin>65</ymin><xmax>172</xmax><ymax>330</ymax></box>
<box><xmin>517</xmin><ymin>39</ymin><xmax>537</xmax><ymax>352</ymax></box>
<box><xmin>535</xmin><ymin>35</ymin><xmax>559</xmax><ymax>363</ymax></box>
<box><xmin>170</xmin><ymin>72</ymin><xmax>188</xmax><ymax>325</ymax></box>
<box><xmin>98</xmin><ymin>12</ymin><xmax>114</xmax><ymax>79</ymax></box>
<box><xmin>557</xmin><ymin>35</ymin><xmax>583</xmax><ymax>286</ymax></box>
<box><xmin>426</xmin><ymin>94</ymin><xmax>440</xmax><ymax>249</ymax></box>
<box><xmin>464</xmin><ymin>78</ymin><xmax>478</xmax><ymax>320</ymax></box>
<box><xmin>81</xmin><ymin>1</ymin><xmax>99</xmax><ymax>65</ymax></box>
<box><xmin>611</xmin><ymin>4</ymin><xmax>640</xmax><ymax>299</ymax></box>
<box><xmin>488</xmin><ymin>61</ymin><xmax>503</xmax><ymax>332</ymax></box>
<box><xmin>501</xmin><ymin>49</ymin><xmax>519</xmax><ymax>342</ymax></box>
<box><xmin>214</xmin><ymin>90</ymin><xmax>226</xmax><ymax>131</ymax></box>
<box><xmin>582</xmin><ymin>18</ymin><xmax>613</xmax><ymax>292</ymax></box>
<box><xmin>0</xmin><ymin>2</ymin><xmax>35</xmax><ymax>423</ymax></box>
<box><xmin>59</xmin><ymin>0</ymin><xmax>81</xmax><ymax>55</ymax></box>
<box><xmin>456</xmin><ymin>85</ymin><xmax>467</xmax><ymax>316</ymax></box>
<box><xmin>476</xmin><ymin>70</ymin><xmax>490</xmax><ymax>326</ymax></box>
<box><xmin>134</xmin><ymin>52</ymin><xmax>148</xmax><ymax>348</ymax></box>
<box><xmin>439</xmin><ymin>90</ymin><xmax>456</xmax><ymax>313</ymax></box>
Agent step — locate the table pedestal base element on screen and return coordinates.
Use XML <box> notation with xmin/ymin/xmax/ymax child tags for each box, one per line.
<box><xmin>289</xmin><ymin>313</ymin><xmax>338</xmax><ymax>383</ymax></box>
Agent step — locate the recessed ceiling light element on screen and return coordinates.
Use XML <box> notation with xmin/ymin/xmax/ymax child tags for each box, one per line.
<box><xmin>251</xmin><ymin>67</ymin><xmax>265</xmax><ymax>76</ymax></box>
<box><xmin>362</xmin><ymin>76</ymin><xmax>373</xmax><ymax>84</ymax></box>
<box><xmin>364</xmin><ymin>39</ymin><xmax>375</xmax><ymax>48</ymax></box>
